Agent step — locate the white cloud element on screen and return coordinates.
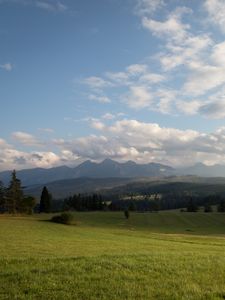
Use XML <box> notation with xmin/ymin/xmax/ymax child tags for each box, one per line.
<box><xmin>126</xmin><ymin>64</ymin><xmax>148</xmax><ymax>75</ymax></box>
<box><xmin>155</xmin><ymin>89</ymin><xmax>177</xmax><ymax>114</ymax></box>
<box><xmin>211</xmin><ymin>41</ymin><xmax>225</xmax><ymax>66</ymax></box>
<box><xmin>198</xmin><ymin>99</ymin><xmax>225</xmax><ymax>119</ymax></box>
<box><xmin>160</xmin><ymin>34</ymin><xmax>212</xmax><ymax>71</ymax></box>
<box><xmin>124</xmin><ymin>86</ymin><xmax>153</xmax><ymax>109</ymax></box>
<box><xmin>135</xmin><ymin>0</ymin><xmax>165</xmax><ymax>16</ymax></box>
<box><xmin>101</xmin><ymin>113</ymin><xmax>115</xmax><ymax>120</ymax></box>
<box><xmin>12</xmin><ymin>131</ymin><xmax>42</xmax><ymax>147</ymax></box>
<box><xmin>0</xmin><ymin>148</ymin><xmax>62</xmax><ymax>171</ymax></box>
<box><xmin>0</xmin><ymin>63</ymin><xmax>13</xmax><ymax>71</ymax></box>
<box><xmin>58</xmin><ymin>119</ymin><xmax>225</xmax><ymax>166</ymax></box>
<box><xmin>74</xmin><ymin>1</ymin><xmax>225</xmax><ymax>121</ymax></box>
<box><xmin>204</xmin><ymin>0</ymin><xmax>225</xmax><ymax>32</ymax></box>
<box><xmin>83</xmin><ymin>76</ymin><xmax>111</xmax><ymax>89</ymax></box>
<box><xmin>0</xmin><ymin>138</ymin><xmax>10</xmax><ymax>148</ymax></box>
<box><xmin>176</xmin><ymin>100</ymin><xmax>201</xmax><ymax>116</ymax></box>
<box><xmin>140</xmin><ymin>72</ymin><xmax>165</xmax><ymax>83</ymax></box>
<box><xmin>184</xmin><ymin>62</ymin><xmax>225</xmax><ymax>96</ymax></box>
<box><xmin>88</xmin><ymin>94</ymin><xmax>111</xmax><ymax>103</ymax></box>
<box><xmin>36</xmin><ymin>1</ymin><xmax>67</xmax><ymax>12</ymax></box>
<box><xmin>90</xmin><ymin>119</ymin><xmax>105</xmax><ymax>130</ymax></box>
<box><xmin>101</xmin><ymin>112</ymin><xmax>126</xmax><ymax>120</ymax></box>
<box><xmin>38</xmin><ymin>128</ymin><xmax>55</xmax><ymax>133</ymax></box>
<box><xmin>0</xmin><ymin>0</ymin><xmax>68</xmax><ymax>12</ymax></box>
<box><xmin>4</xmin><ymin>120</ymin><xmax>225</xmax><ymax>169</ymax></box>
<box><xmin>142</xmin><ymin>8</ymin><xmax>190</xmax><ymax>42</ymax></box>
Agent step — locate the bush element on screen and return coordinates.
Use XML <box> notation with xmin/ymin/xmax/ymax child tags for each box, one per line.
<box><xmin>51</xmin><ymin>212</ymin><xmax>74</xmax><ymax>225</ymax></box>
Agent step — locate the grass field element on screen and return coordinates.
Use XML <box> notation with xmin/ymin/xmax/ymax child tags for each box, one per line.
<box><xmin>0</xmin><ymin>212</ymin><xmax>225</xmax><ymax>300</ymax></box>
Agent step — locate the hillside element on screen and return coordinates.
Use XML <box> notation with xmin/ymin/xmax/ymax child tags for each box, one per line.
<box><xmin>24</xmin><ymin>177</ymin><xmax>135</xmax><ymax>199</ymax></box>
<box><xmin>24</xmin><ymin>175</ymin><xmax>225</xmax><ymax>200</ymax></box>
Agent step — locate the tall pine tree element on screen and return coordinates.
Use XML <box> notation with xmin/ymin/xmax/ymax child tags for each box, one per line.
<box><xmin>6</xmin><ymin>170</ymin><xmax>23</xmax><ymax>213</ymax></box>
<box><xmin>0</xmin><ymin>181</ymin><xmax>5</xmax><ymax>212</ymax></box>
<box><xmin>39</xmin><ymin>186</ymin><xmax>52</xmax><ymax>213</ymax></box>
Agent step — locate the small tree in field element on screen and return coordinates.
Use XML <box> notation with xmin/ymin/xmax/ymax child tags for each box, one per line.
<box><xmin>124</xmin><ymin>208</ymin><xmax>130</xmax><ymax>219</ymax></box>
<box><xmin>39</xmin><ymin>186</ymin><xmax>52</xmax><ymax>213</ymax></box>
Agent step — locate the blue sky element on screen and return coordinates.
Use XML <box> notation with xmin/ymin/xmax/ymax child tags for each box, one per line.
<box><xmin>1</xmin><ymin>0</ymin><xmax>225</xmax><ymax>170</ymax></box>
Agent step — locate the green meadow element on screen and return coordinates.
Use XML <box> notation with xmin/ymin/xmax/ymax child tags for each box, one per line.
<box><xmin>0</xmin><ymin>212</ymin><xmax>225</xmax><ymax>300</ymax></box>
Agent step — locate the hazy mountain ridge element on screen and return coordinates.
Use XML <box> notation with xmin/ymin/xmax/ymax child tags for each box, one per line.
<box><xmin>178</xmin><ymin>163</ymin><xmax>225</xmax><ymax>177</ymax></box>
<box><xmin>0</xmin><ymin>159</ymin><xmax>175</xmax><ymax>186</ymax></box>
<box><xmin>0</xmin><ymin>159</ymin><xmax>225</xmax><ymax>199</ymax></box>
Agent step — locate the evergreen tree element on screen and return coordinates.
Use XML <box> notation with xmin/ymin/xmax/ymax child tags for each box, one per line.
<box><xmin>21</xmin><ymin>196</ymin><xmax>36</xmax><ymax>214</ymax></box>
<box><xmin>6</xmin><ymin>170</ymin><xmax>23</xmax><ymax>213</ymax></box>
<box><xmin>0</xmin><ymin>181</ymin><xmax>5</xmax><ymax>212</ymax></box>
<box><xmin>124</xmin><ymin>208</ymin><xmax>130</xmax><ymax>219</ymax></box>
<box><xmin>187</xmin><ymin>197</ymin><xmax>198</xmax><ymax>212</ymax></box>
<box><xmin>39</xmin><ymin>186</ymin><xmax>52</xmax><ymax>213</ymax></box>
<box><xmin>204</xmin><ymin>203</ymin><xmax>213</xmax><ymax>213</ymax></box>
<box><xmin>217</xmin><ymin>199</ymin><xmax>225</xmax><ymax>212</ymax></box>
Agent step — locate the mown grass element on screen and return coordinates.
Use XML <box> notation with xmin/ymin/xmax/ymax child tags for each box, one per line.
<box><xmin>0</xmin><ymin>212</ymin><xmax>225</xmax><ymax>299</ymax></box>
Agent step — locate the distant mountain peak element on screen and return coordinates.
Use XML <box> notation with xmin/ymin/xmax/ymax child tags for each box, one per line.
<box><xmin>101</xmin><ymin>158</ymin><xmax>116</xmax><ymax>164</ymax></box>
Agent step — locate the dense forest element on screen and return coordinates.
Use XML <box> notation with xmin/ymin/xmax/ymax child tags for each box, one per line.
<box><xmin>1</xmin><ymin>171</ymin><xmax>225</xmax><ymax>214</ymax></box>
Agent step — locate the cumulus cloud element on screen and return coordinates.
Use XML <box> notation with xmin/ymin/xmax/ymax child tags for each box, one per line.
<box><xmin>58</xmin><ymin>119</ymin><xmax>225</xmax><ymax>167</ymax></box>
<box><xmin>77</xmin><ymin>3</ymin><xmax>225</xmax><ymax>119</ymax></box>
<box><xmin>142</xmin><ymin>13</ymin><xmax>189</xmax><ymax>42</ymax></box>
<box><xmin>0</xmin><ymin>147</ymin><xmax>62</xmax><ymax>171</ymax></box>
<box><xmin>3</xmin><ymin>118</ymin><xmax>225</xmax><ymax>169</ymax></box>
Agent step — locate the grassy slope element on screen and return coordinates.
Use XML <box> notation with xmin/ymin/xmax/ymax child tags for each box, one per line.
<box><xmin>0</xmin><ymin>212</ymin><xmax>225</xmax><ymax>300</ymax></box>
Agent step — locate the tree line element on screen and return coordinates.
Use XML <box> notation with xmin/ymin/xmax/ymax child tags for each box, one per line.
<box><xmin>0</xmin><ymin>170</ymin><xmax>36</xmax><ymax>214</ymax></box>
<box><xmin>0</xmin><ymin>170</ymin><xmax>53</xmax><ymax>214</ymax></box>
<box><xmin>108</xmin><ymin>194</ymin><xmax>225</xmax><ymax>212</ymax></box>
<box><xmin>63</xmin><ymin>194</ymin><xmax>107</xmax><ymax>211</ymax></box>
<box><xmin>1</xmin><ymin>170</ymin><xmax>225</xmax><ymax>214</ymax></box>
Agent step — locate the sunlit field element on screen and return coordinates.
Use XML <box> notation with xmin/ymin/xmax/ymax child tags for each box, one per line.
<box><xmin>0</xmin><ymin>212</ymin><xmax>225</xmax><ymax>300</ymax></box>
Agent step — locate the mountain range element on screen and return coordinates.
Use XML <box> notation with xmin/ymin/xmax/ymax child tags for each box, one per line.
<box><xmin>0</xmin><ymin>159</ymin><xmax>175</xmax><ymax>186</ymax></box>
<box><xmin>1</xmin><ymin>159</ymin><xmax>225</xmax><ymax>199</ymax></box>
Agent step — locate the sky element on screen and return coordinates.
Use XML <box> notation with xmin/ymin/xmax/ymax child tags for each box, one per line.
<box><xmin>1</xmin><ymin>0</ymin><xmax>225</xmax><ymax>170</ymax></box>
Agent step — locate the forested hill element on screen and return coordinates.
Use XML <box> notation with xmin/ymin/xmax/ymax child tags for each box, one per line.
<box><xmin>24</xmin><ymin>176</ymin><xmax>225</xmax><ymax>200</ymax></box>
